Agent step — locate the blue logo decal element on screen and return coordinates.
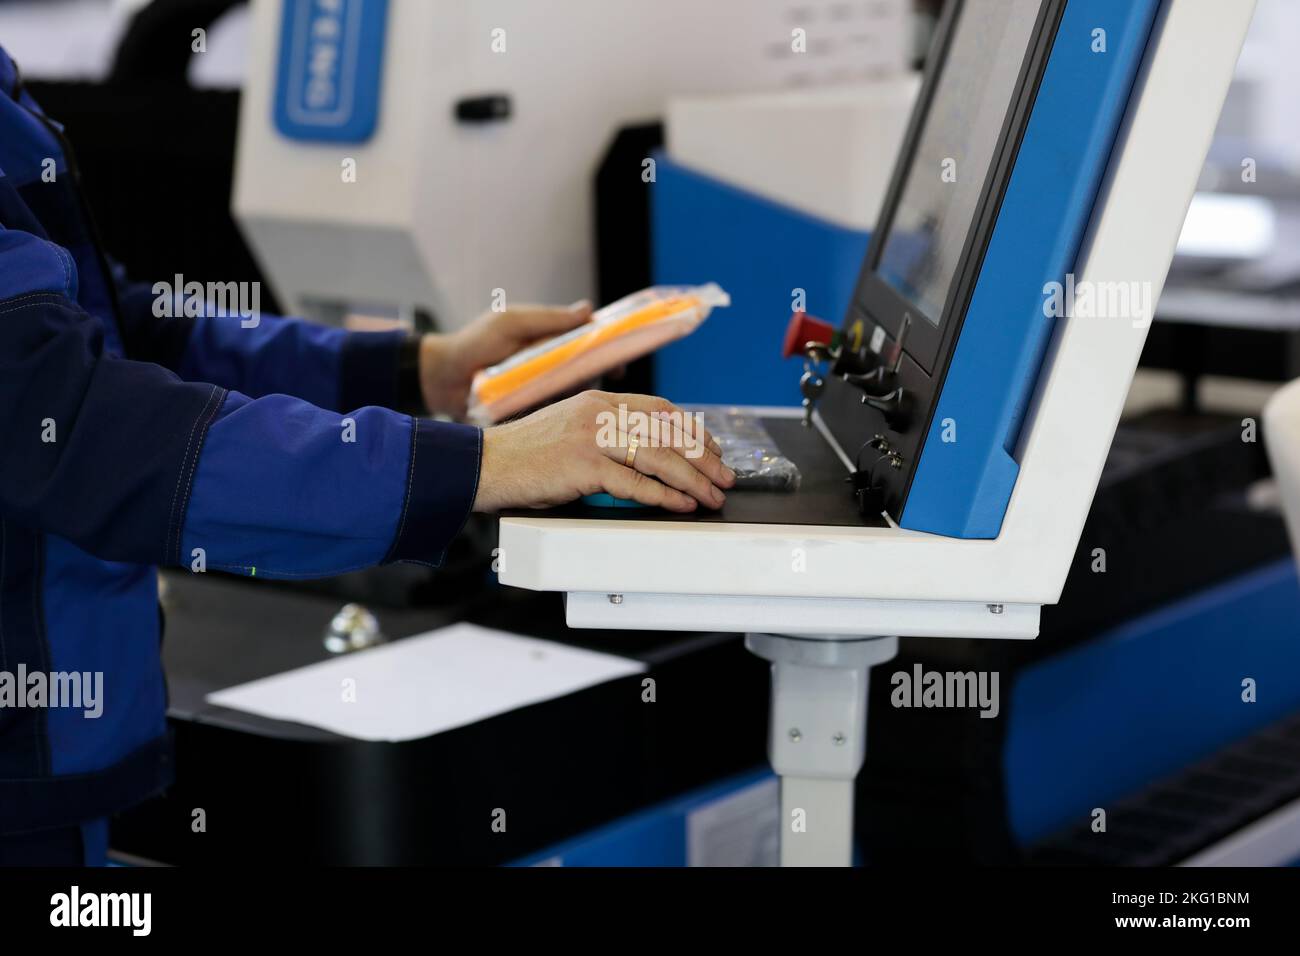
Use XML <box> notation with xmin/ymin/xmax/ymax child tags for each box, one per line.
<box><xmin>273</xmin><ymin>0</ymin><xmax>389</xmax><ymax>144</ymax></box>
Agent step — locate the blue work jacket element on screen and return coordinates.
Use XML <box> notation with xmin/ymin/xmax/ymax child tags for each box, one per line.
<box><xmin>0</xmin><ymin>47</ymin><xmax>482</xmax><ymax>836</ymax></box>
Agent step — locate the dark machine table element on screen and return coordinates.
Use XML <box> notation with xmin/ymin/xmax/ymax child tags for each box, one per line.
<box><xmin>112</xmin><ymin>567</ymin><xmax>769</xmax><ymax>865</ymax></box>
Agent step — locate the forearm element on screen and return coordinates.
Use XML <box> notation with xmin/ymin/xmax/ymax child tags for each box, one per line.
<box><xmin>179</xmin><ymin>392</ymin><xmax>481</xmax><ymax>577</ymax></box>
<box><xmin>115</xmin><ymin>272</ymin><xmax>421</xmax><ymax>413</ymax></box>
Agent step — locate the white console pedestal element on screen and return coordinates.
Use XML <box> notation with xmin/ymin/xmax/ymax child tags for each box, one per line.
<box><xmin>745</xmin><ymin>634</ymin><xmax>899</xmax><ymax>867</ymax></box>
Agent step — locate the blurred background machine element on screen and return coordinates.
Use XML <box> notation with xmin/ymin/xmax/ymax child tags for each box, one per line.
<box><xmin>1</xmin><ymin>0</ymin><xmax>912</xmax><ymax>331</ymax></box>
<box><xmin>231</xmin><ymin>0</ymin><xmax>912</xmax><ymax>329</ymax></box>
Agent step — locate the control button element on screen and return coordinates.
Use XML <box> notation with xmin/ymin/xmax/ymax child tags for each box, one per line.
<box><xmin>782</xmin><ymin>312</ymin><xmax>836</xmax><ymax>360</ymax></box>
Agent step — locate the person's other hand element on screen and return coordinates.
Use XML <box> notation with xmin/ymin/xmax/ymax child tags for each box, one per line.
<box><xmin>472</xmin><ymin>391</ymin><xmax>736</xmax><ymax>513</ymax></box>
<box><xmin>419</xmin><ymin>301</ymin><xmax>593</xmax><ymax>418</ymax></box>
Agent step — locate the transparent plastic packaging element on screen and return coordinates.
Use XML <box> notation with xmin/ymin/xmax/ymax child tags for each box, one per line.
<box><xmin>696</xmin><ymin>408</ymin><xmax>802</xmax><ymax>492</ymax></box>
<box><xmin>467</xmin><ymin>283</ymin><xmax>730</xmax><ymax>425</ymax></box>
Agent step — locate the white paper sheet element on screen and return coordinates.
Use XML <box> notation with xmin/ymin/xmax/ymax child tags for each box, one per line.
<box><xmin>205</xmin><ymin>623</ymin><xmax>645</xmax><ymax>742</ymax></box>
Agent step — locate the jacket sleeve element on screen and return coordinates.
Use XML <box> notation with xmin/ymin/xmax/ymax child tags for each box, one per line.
<box><xmin>112</xmin><ymin>263</ymin><xmax>419</xmax><ymax>414</ymax></box>
<box><xmin>0</xmin><ymin>226</ymin><xmax>481</xmax><ymax>576</ymax></box>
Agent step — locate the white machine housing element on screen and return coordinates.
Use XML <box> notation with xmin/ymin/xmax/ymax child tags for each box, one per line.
<box><xmin>500</xmin><ymin>0</ymin><xmax>1257</xmax><ymax>639</ymax></box>
<box><xmin>666</xmin><ymin>76</ymin><xmax>921</xmax><ymax>233</ymax></box>
<box><xmin>232</xmin><ymin>0</ymin><xmax>909</xmax><ymax>329</ymax></box>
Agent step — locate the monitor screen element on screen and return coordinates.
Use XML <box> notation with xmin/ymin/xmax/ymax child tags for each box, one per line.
<box><xmin>876</xmin><ymin>0</ymin><xmax>1044</xmax><ymax>325</ymax></box>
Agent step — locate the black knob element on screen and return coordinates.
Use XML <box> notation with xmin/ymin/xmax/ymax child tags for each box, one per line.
<box><xmin>861</xmin><ymin>388</ymin><xmax>910</xmax><ymax>431</ymax></box>
<box><xmin>842</xmin><ymin>366</ymin><xmax>897</xmax><ymax>397</ymax></box>
<box><xmin>831</xmin><ymin>345</ymin><xmax>879</xmax><ymax>378</ymax></box>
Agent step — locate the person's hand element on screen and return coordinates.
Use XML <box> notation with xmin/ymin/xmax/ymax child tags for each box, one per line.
<box><xmin>419</xmin><ymin>301</ymin><xmax>593</xmax><ymax>418</ymax></box>
<box><xmin>472</xmin><ymin>391</ymin><xmax>737</xmax><ymax>513</ymax></box>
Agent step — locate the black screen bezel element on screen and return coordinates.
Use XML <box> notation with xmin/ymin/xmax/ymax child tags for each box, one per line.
<box><xmin>849</xmin><ymin>0</ymin><xmax>1065</xmax><ymax>376</ymax></box>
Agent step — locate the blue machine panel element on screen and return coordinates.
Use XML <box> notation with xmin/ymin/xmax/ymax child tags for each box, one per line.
<box><xmin>1005</xmin><ymin>560</ymin><xmax>1300</xmax><ymax>845</ymax></box>
<box><xmin>510</xmin><ymin>769</ymin><xmax>777</xmax><ymax>867</ymax></box>
<box><xmin>273</xmin><ymin>0</ymin><xmax>389</xmax><ymax>144</ymax></box>
<box><xmin>901</xmin><ymin>0</ymin><xmax>1162</xmax><ymax>537</ymax></box>
<box><xmin>652</xmin><ymin>157</ymin><xmax>870</xmax><ymax>407</ymax></box>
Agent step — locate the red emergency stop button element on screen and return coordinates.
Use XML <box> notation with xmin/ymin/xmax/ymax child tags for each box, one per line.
<box><xmin>782</xmin><ymin>312</ymin><xmax>836</xmax><ymax>360</ymax></box>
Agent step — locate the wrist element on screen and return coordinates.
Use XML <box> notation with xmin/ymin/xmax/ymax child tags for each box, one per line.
<box><xmin>472</xmin><ymin>426</ymin><xmax>502</xmax><ymax>512</ymax></box>
<box><xmin>417</xmin><ymin>333</ymin><xmax>455</xmax><ymax>416</ymax></box>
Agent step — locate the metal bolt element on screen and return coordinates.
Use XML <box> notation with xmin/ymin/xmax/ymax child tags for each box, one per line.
<box><xmin>987</xmin><ymin>603</ymin><xmax>1004</xmax><ymax>615</ymax></box>
<box><xmin>788</xmin><ymin>728</ymin><xmax>802</xmax><ymax>742</ymax></box>
<box><xmin>608</xmin><ymin>594</ymin><xmax>623</xmax><ymax>605</ymax></box>
<box><xmin>832</xmin><ymin>732</ymin><xmax>846</xmax><ymax>746</ymax></box>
